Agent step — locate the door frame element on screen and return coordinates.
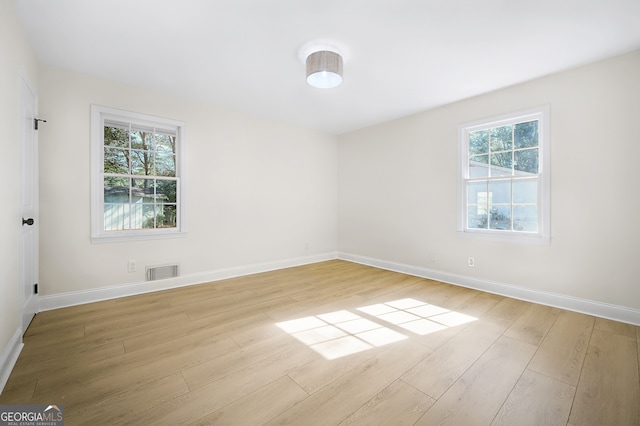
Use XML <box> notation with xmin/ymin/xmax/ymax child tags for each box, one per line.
<box><xmin>20</xmin><ymin>76</ymin><xmax>39</xmax><ymax>334</ymax></box>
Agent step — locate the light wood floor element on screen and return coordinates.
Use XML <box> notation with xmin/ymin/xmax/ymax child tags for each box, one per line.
<box><xmin>1</xmin><ymin>260</ymin><xmax>639</xmax><ymax>425</ymax></box>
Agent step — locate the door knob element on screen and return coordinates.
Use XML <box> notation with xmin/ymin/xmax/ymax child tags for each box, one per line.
<box><xmin>22</xmin><ymin>217</ymin><xmax>34</xmax><ymax>226</ymax></box>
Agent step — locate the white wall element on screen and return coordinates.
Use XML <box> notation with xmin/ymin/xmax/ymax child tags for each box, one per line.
<box><xmin>338</xmin><ymin>50</ymin><xmax>640</xmax><ymax>311</ymax></box>
<box><xmin>38</xmin><ymin>64</ymin><xmax>337</xmax><ymax>296</ymax></box>
<box><xmin>0</xmin><ymin>0</ymin><xmax>38</xmax><ymax>370</ymax></box>
<box><xmin>5</xmin><ymin>0</ymin><xmax>639</xmax><ymax>330</ymax></box>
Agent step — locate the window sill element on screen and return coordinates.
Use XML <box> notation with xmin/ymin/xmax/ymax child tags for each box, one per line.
<box><xmin>91</xmin><ymin>231</ymin><xmax>187</xmax><ymax>244</ymax></box>
<box><xmin>457</xmin><ymin>229</ymin><xmax>550</xmax><ymax>246</ymax></box>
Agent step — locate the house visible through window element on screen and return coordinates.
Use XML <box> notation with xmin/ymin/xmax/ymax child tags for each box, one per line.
<box><xmin>458</xmin><ymin>106</ymin><xmax>550</xmax><ymax>243</ymax></box>
<box><xmin>91</xmin><ymin>105</ymin><xmax>185</xmax><ymax>242</ymax></box>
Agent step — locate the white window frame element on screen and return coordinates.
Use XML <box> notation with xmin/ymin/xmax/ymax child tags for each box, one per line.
<box><xmin>457</xmin><ymin>105</ymin><xmax>550</xmax><ymax>244</ymax></box>
<box><xmin>91</xmin><ymin>105</ymin><xmax>186</xmax><ymax>243</ymax></box>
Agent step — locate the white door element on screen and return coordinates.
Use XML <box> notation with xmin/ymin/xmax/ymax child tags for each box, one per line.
<box><xmin>20</xmin><ymin>78</ymin><xmax>38</xmax><ymax>333</ymax></box>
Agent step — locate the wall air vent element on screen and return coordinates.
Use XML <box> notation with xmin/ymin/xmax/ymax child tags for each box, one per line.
<box><xmin>146</xmin><ymin>264</ymin><xmax>179</xmax><ymax>281</ymax></box>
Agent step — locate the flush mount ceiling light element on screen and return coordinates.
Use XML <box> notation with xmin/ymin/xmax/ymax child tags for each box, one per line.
<box><xmin>306</xmin><ymin>50</ymin><xmax>343</xmax><ymax>89</ymax></box>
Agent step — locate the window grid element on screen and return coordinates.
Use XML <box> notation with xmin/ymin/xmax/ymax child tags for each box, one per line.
<box><xmin>465</xmin><ymin>176</ymin><xmax>539</xmax><ymax>232</ymax></box>
<box><xmin>102</xmin><ymin>121</ymin><xmax>179</xmax><ymax>232</ymax></box>
<box><xmin>458</xmin><ymin>106</ymin><xmax>549</xmax><ymax>242</ymax></box>
<box><xmin>91</xmin><ymin>105</ymin><xmax>185</xmax><ymax>243</ymax></box>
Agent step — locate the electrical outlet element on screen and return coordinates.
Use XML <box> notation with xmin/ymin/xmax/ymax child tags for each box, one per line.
<box><xmin>128</xmin><ymin>260</ymin><xmax>137</xmax><ymax>273</ymax></box>
<box><xmin>467</xmin><ymin>257</ymin><xmax>475</xmax><ymax>267</ymax></box>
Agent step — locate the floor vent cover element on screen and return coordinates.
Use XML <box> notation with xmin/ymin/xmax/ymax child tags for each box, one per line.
<box><xmin>146</xmin><ymin>264</ymin><xmax>179</xmax><ymax>281</ymax></box>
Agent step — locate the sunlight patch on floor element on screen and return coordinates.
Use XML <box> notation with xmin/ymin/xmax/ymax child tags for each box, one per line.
<box><xmin>275</xmin><ymin>298</ymin><xmax>477</xmax><ymax>360</ymax></box>
<box><xmin>358</xmin><ymin>298</ymin><xmax>477</xmax><ymax>335</ymax></box>
<box><xmin>275</xmin><ymin>309</ymin><xmax>407</xmax><ymax>360</ymax></box>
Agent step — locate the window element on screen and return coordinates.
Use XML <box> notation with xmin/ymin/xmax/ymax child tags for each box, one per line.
<box><xmin>91</xmin><ymin>105</ymin><xmax>185</xmax><ymax>242</ymax></box>
<box><xmin>458</xmin><ymin>106</ymin><xmax>550</xmax><ymax>243</ymax></box>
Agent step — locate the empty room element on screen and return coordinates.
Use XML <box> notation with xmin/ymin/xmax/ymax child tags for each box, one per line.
<box><xmin>1</xmin><ymin>0</ymin><xmax>639</xmax><ymax>424</ymax></box>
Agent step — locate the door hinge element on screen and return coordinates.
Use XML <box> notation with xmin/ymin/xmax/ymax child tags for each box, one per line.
<box><xmin>34</xmin><ymin>283</ymin><xmax>38</xmax><ymax>294</ymax></box>
<box><xmin>34</xmin><ymin>118</ymin><xmax>47</xmax><ymax>130</ymax></box>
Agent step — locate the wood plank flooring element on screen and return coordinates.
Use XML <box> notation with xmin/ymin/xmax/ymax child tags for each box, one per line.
<box><xmin>1</xmin><ymin>260</ymin><xmax>639</xmax><ymax>425</ymax></box>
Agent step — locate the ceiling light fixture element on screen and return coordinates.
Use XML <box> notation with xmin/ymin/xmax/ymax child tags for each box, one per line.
<box><xmin>306</xmin><ymin>50</ymin><xmax>343</xmax><ymax>89</ymax></box>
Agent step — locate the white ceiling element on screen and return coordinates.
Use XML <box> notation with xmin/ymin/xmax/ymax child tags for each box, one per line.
<box><xmin>13</xmin><ymin>0</ymin><xmax>640</xmax><ymax>135</ymax></box>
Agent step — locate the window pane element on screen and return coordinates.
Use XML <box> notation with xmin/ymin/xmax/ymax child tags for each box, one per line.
<box><xmin>131</xmin><ymin>178</ymin><xmax>155</xmax><ymax>201</ymax></box>
<box><xmin>157</xmin><ymin>179</ymin><xmax>177</xmax><ymax>203</ymax></box>
<box><xmin>145</xmin><ymin>132</ymin><xmax>157</xmax><ymax>151</ymax></box>
<box><xmin>131</xmin><ymin>150</ymin><xmax>154</xmax><ymax>175</ymax></box>
<box><xmin>488</xmin><ymin>180</ymin><xmax>511</xmax><ymax>204</ymax></box>
<box><xmin>155</xmin><ymin>134</ymin><xmax>176</xmax><ymax>153</ymax></box>
<box><xmin>469</xmin><ymin>155</ymin><xmax>489</xmax><ymax>177</ymax></box>
<box><xmin>155</xmin><ymin>153</ymin><xmax>176</xmax><ymax>177</ymax></box>
<box><xmin>142</xmin><ymin>205</ymin><xmax>156</xmax><ymax>229</ymax></box>
<box><xmin>468</xmin><ymin>181</ymin><xmax>488</xmax><ymax>229</ymax></box>
<box><xmin>159</xmin><ymin>205</ymin><xmax>177</xmax><ymax>228</ymax></box>
<box><xmin>469</xmin><ymin>130</ymin><xmax>488</xmax><ymax>155</ymax></box>
<box><xmin>130</xmin><ymin>130</ymin><xmax>146</xmax><ymax>150</ymax></box>
<box><xmin>489</xmin><ymin>206</ymin><xmax>511</xmax><ymax>230</ymax></box>
<box><xmin>104</xmin><ymin>189</ymin><xmax>129</xmax><ymax>204</ymax></box>
<box><xmin>513</xmin><ymin>206</ymin><xmax>538</xmax><ymax>232</ymax></box>
<box><xmin>514</xmin><ymin>148</ymin><xmax>538</xmax><ymax>174</ymax></box>
<box><xmin>104</xmin><ymin>126</ymin><xmax>129</xmax><ymax>148</ymax></box>
<box><xmin>513</xmin><ymin>180</ymin><xmax>538</xmax><ymax>204</ymax></box>
<box><xmin>104</xmin><ymin>203</ymin><xmax>130</xmax><ymax>230</ymax></box>
<box><xmin>104</xmin><ymin>177</ymin><xmax>129</xmax><ymax>202</ymax></box>
<box><xmin>125</xmin><ymin>203</ymin><xmax>153</xmax><ymax>230</ymax></box>
<box><xmin>490</xmin><ymin>152</ymin><xmax>512</xmax><ymax>176</ymax></box>
<box><xmin>490</xmin><ymin>125</ymin><xmax>512</xmax><ymax>151</ymax></box>
<box><xmin>514</xmin><ymin>121</ymin><xmax>538</xmax><ymax>149</ymax></box>
<box><xmin>468</xmin><ymin>206</ymin><xmax>487</xmax><ymax>229</ymax></box>
<box><xmin>104</xmin><ymin>148</ymin><xmax>129</xmax><ymax>174</ymax></box>
<box><xmin>467</xmin><ymin>181</ymin><xmax>488</xmax><ymax>204</ymax></box>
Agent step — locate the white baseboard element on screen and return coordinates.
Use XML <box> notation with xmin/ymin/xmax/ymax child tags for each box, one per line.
<box><xmin>338</xmin><ymin>252</ymin><xmax>640</xmax><ymax>326</ymax></box>
<box><xmin>39</xmin><ymin>252</ymin><xmax>338</xmax><ymax>312</ymax></box>
<box><xmin>37</xmin><ymin>250</ymin><xmax>640</xmax><ymax>326</ymax></box>
<box><xmin>0</xmin><ymin>329</ymin><xmax>24</xmax><ymax>395</ymax></box>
